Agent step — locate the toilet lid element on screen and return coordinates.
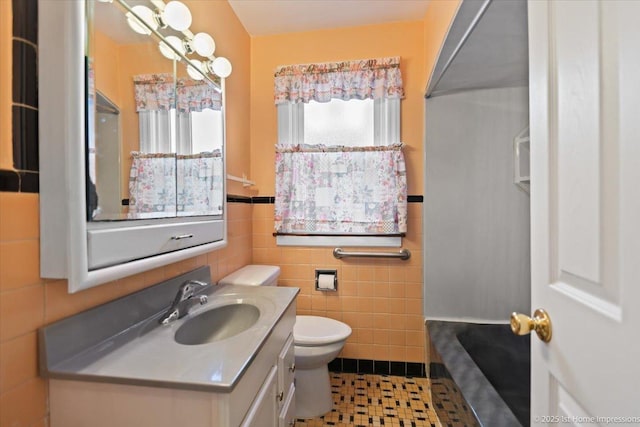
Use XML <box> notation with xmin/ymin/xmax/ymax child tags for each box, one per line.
<box><xmin>294</xmin><ymin>315</ymin><xmax>352</xmax><ymax>346</ymax></box>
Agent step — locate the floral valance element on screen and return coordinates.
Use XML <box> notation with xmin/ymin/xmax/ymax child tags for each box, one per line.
<box><xmin>274</xmin><ymin>56</ymin><xmax>404</xmax><ymax>105</ymax></box>
<box><xmin>133</xmin><ymin>74</ymin><xmax>222</xmax><ymax>113</ymax></box>
<box><xmin>176</xmin><ymin>78</ymin><xmax>222</xmax><ymax>113</ymax></box>
<box><xmin>274</xmin><ymin>143</ymin><xmax>407</xmax><ymax>234</ymax></box>
<box><xmin>133</xmin><ymin>73</ymin><xmax>175</xmax><ymax>112</ymax></box>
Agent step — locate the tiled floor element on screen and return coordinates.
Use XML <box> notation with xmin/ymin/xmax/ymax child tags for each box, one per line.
<box><xmin>294</xmin><ymin>373</ymin><xmax>442</xmax><ymax>427</ymax></box>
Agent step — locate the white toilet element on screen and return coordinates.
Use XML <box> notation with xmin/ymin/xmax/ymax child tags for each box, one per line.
<box><xmin>219</xmin><ymin>265</ymin><xmax>352</xmax><ymax>419</ymax></box>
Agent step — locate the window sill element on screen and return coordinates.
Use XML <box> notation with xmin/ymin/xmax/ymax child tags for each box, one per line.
<box><xmin>276</xmin><ymin>235</ymin><xmax>401</xmax><ymax>247</ymax></box>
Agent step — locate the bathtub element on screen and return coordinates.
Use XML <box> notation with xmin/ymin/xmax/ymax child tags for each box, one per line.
<box><xmin>427</xmin><ymin>320</ymin><xmax>530</xmax><ymax>427</ymax></box>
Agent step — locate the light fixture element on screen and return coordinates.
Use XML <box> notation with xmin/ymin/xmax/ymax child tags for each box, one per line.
<box><xmin>161</xmin><ymin>1</ymin><xmax>192</xmax><ymax>32</ymax></box>
<box><xmin>158</xmin><ymin>35</ymin><xmax>185</xmax><ymax>61</ymax></box>
<box><xmin>191</xmin><ymin>33</ymin><xmax>216</xmax><ymax>58</ymax></box>
<box><xmin>123</xmin><ymin>0</ymin><xmax>232</xmax><ymax>81</ymax></box>
<box><xmin>187</xmin><ymin>59</ymin><xmax>205</xmax><ymax>80</ymax></box>
<box><xmin>126</xmin><ymin>5</ymin><xmax>158</xmax><ymax>35</ymax></box>
<box><xmin>210</xmin><ymin>57</ymin><xmax>232</xmax><ymax>78</ymax></box>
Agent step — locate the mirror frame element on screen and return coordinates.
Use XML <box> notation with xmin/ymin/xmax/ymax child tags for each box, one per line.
<box><xmin>39</xmin><ymin>0</ymin><xmax>227</xmax><ymax>293</ymax></box>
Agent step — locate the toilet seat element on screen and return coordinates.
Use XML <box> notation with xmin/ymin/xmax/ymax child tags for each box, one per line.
<box><xmin>294</xmin><ymin>315</ymin><xmax>352</xmax><ymax>346</ymax></box>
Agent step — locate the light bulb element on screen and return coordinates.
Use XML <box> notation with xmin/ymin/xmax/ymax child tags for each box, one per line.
<box><xmin>211</xmin><ymin>57</ymin><xmax>232</xmax><ymax>78</ymax></box>
<box><xmin>126</xmin><ymin>5</ymin><xmax>157</xmax><ymax>35</ymax></box>
<box><xmin>192</xmin><ymin>33</ymin><xmax>216</xmax><ymax>58</ymax></box>
<box><xmin>187</xmin><ymin>60</ymin><xmax>205</xmax><ymax>80</ymax></box>
<box><xmin>162</xmin><ymin>1</ymin><xmax>192</xmax><ymax>32</ymax></box>
<box><xmin>158</xmin><ymin>36</ymin><xmax>185</xmax><ymax>61</ymax></box>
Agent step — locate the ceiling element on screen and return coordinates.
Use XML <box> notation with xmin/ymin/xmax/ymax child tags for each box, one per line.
<box><xmin>227</xmin><ymin>0</ymin><xmax>431</xmax><ymax>36</ymax></box>
<box><xmin>96</xmin><ymin>0</ymin><xmax>431</xmax><ymax>44</ymax></box>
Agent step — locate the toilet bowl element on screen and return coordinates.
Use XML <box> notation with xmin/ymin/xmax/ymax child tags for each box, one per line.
<box><xmin>219</xmin><ymin>265</ymin><xmax>352</xmax><ymax>419</ymax></box>
<box><xmin>293</xmin><ymin>315</ymin><xmax>352</xmax><ymax>418</ymax></box>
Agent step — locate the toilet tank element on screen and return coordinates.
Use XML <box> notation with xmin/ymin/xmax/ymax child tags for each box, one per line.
<box><xmin>218</xmin><ymin>265</ymin><xmax>281</xmax><ymax>287</ymax></box>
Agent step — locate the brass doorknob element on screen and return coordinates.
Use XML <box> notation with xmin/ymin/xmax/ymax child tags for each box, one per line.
<box><xmin>510</xmin><ymin>308</ymin><xmax>552</xmax><ymax>342</ymax></box>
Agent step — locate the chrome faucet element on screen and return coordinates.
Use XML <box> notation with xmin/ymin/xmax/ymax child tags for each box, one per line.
<box><xmin>159</xmin><ymin>279</ymin><xmax>209</xmax><ymax>325</ymax></box>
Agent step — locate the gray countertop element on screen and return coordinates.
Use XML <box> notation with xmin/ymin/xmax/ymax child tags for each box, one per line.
<box><xmin>39</xmin><ymin>267</ymin><xmax>298</xmax><ymax>393</ymax></box>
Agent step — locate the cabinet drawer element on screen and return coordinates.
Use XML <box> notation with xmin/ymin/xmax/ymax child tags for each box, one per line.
<box><xmin>277</xmin><ymin>334</ymin><xmax>295</xmax><ymax>410</ymax></box>
<box><xmin>87</xmin><ymin>219</ymin><xmax>223</xmax><ymax>269</ymax></box>
<box><xmin>279</xmin><ymin>383</ymin><xmax>296</xmax><ymax>427</ymax></box>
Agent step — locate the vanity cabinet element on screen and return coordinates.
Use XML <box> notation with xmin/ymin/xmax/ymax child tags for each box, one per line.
<box><xmin>239</xmin><ymin>334</ymin><xmax>296</xmax><ymax>427</ymax></box>
<box><xmin>48</xmin><ymin>302</ymin><xmax>296</xmax><ymax>427</ymax></box>
<box><xmin>277</xmin><ymin>335</ymin><xmax>296</xmax><ymax>426</ymax></box>
<box><xmin>241</xmin><ymin>334</ymin><xmax>296</xmax><ymax>427</ymax></box>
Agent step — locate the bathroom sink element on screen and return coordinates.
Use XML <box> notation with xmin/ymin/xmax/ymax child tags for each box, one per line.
<box><xmin>174</xmin><ymin>303</ymin><xmax>260</xmax><ymax>345</ymax></box>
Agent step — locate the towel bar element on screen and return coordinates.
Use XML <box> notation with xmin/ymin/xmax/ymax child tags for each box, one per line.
<box><xmin>226</xmin><ymin>174</ymin><xmax>255</xmax><ymax>187</ymax></box>
<box><xmin>332</xmin><ymin>247</ymin><xmax>411</xmax><ymax>261</ymax></box>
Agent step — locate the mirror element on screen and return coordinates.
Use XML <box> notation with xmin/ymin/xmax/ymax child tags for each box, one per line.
<box><xmin>38</xmin><ymin>0</ymin><xmax>230</xmax><ymax>293</ymax></box>
<box><xmin>88</xmin><ymin>0</ymin><xmax>224</xmax><ymax>221</ymax></box>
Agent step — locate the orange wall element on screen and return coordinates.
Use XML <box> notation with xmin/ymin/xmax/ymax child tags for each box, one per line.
<box><xmin>188</xmin><ymin>0</ymin><xmax>253</xmax><ymax>197</ymax></box>
<box><xmin>253</xmin><ymin>202</ymin><xmax>426</xmax><ymax>363</ymax></box>
<box><xmin>93</xmin><ymin>30</ymin><xmax>122</xmax><ymax>107</ymax></box>
<box><xmin>0</xmin><ymin>1</ymin><xmax>252</xmax><ymax>425</ymax></box>
<box><xmin>249</xmin><ymin>21</ymin><xmax>427</xmax><ymax>363</ymax></box>
<box><xmin>250</xmin><ymin>21</ymin><xmax>426</xmax><ymax>196</ymax></box>
<box><xmin>0</xmin><ymin>0</ymin><xmax>12</xmax><ymax>169</ymax></box>
<box><xmin>423</xmin><ymin>0</ymin><xmax>461</xmax><ymax>89</ymax></box>
<box><xmin>93</xmin><ymin>0</ymin><xmax>254</xmax><ymax>199</ymax></box>
<box><xmin>115</xmin><ymin>41</ymin><xmax>177</xmax><ymax>199</ymax></box>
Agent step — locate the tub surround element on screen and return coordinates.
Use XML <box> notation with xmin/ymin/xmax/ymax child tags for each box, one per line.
<box><xmin>39</xmin><ymin>267</ymin><xmax>299</xmax><ymax>393</ymax></box>
<box><xmin>456</xmin><ymin>323</ymin><xmax>530</xmax><ymax>425</ymax></box>
<box><xmin>427</xmin><ymin>320</ymin><xmax>522</xmax><ymax>427</ymax></box>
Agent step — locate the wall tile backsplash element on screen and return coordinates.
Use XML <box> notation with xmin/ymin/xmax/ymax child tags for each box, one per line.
<box><xmin>11</xmin><ymin>105</ymin><xmax>39</xmax><ymax>173</ymax></box>
<box><xmin>1</xmin><ymin>0</ymin><xmax>39</xmax><ymax>192</ymax></box>
<box><xmin>10</xmin><ymin>0</ymin><xmax>38</xmax><ymax>44</ymax></box>
<box><xmin>253</xmin><ymin>201</ymin><xmax>426</xmax><ymax>364</ymax></box>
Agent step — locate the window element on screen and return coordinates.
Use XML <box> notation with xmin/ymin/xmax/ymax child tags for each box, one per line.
<box><xmin>273</xmin><ymin>57</ymin><xmax>406</xmax><ymax>247</ymax></box>
<box><xmin>133</xmin><ymin>73</ymin><xmax>223</xmax><ymax>155</ymax></box>
<box><xmin>139</xmin><ymin>108</ymin><xmax>223</xmax><ymax>154</ymax></box>
<box><xmin>277</xmin><ymin>98</ymin><xmax>400</xmax><ymax>147</ymax></box>
<box><xmin>305</xmin><ymin>99</ymin><xmax>373</xmax><ymax>145</ymax></box>
<box><xmin>191</xmin><ymin>109</ymin><xmax>223</xmax><ymax>153</ymax></box>
<box><xmin>276</xmin><ymin>98</ymin><xmax>404</xmax><ymax>247</ymax></box>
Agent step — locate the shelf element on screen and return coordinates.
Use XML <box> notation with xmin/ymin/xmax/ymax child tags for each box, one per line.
<box><xmin>513</xmin><ymin>126</ymin><xmax>530</xmax><ymax>194</ymax></box>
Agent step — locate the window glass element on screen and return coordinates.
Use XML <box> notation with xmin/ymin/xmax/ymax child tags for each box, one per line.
<box><xmin>191</xmin><ymin>109</ymin><xmax>223</xmax><ymax>153</ymax></box>
<box><xmin>140</xmin><ymin>108</ymin><xmax>222</xmax><ymax>154</ymax></box>
<box><xmin>303</xmin><ymin>99</ymin><xmax>374</xmax><ymax>146</ymax></box>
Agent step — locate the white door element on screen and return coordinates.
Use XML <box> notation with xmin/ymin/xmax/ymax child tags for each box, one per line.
<box><xmin>527</xmin><ymin>0</ymin><xmax>640</xmax><ymax>424</ymax></box>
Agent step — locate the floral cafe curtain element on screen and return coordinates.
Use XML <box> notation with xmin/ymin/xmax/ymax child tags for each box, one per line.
<box><xmin>129</xmin><ymin>151</ymin><xmax>224</xmax><ymax>218</ymax></box>
<box><xmin>177</xmin><ymin>151</ymin><xmax>224</xmax><ymax>216</ymax></box>
<box><xmin>128</xmin><ymin>152</ymin><xmax>177</xmax><ymax>218</ymax></box>
<box><xmin>133</xmin><ymin>74</ymin><xmax>222</xmax><ymax>113</ymax></box>
<box><xmin>274</xmin><ymin>56</ymin><xmax>403</xmax><ymax>104</ymax></box>
<box><xmin>274</xmin><ymin>144</ymin><xmax>407</xmax><ymax>234</ymax></box>
<box><xmin>274</xmin><ymin>57</ymin><xmax>407</xmax><ymax>235</ymax></box>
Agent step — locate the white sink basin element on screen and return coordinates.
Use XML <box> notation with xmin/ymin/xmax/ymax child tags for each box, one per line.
<box><xmin>174</xmin><ymin>303</ymin><xmax>260</xmax><ymax>345</ymax></box>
